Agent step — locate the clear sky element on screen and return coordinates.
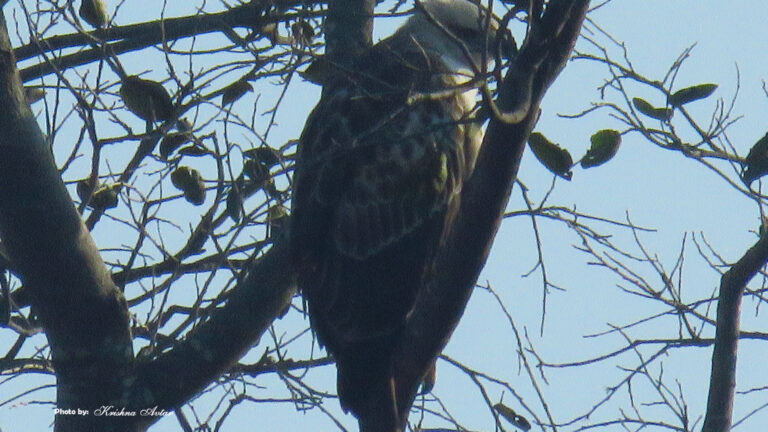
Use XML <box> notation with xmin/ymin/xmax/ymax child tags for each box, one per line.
<box><xmin>2</xmin><ymin>1</ymin><xmax>768</xmax><ymax>431</ymax></box>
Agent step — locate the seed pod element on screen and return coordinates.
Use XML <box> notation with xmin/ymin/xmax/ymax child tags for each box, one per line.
<box><xmin>120</xmin><ymin>76</ymin><xmax>174</xmax><ymax>123</ymax></box>
<box><xmin>90</xmin><ymin>184</ymin><xmax>119</xmax><ymax>209</ymax></box>
<box><xmin>243</xmin><ymin>159</ymin><xmax>269</xmax><ymax>184</ymax></box>
<box><xmin>226</xmin><ymin>186</ymin><xmax>243</xmax><ymax>222</ymax></box>
<box><xmin>159</xmin><ymin>132</ymin><xmax>191</xmax><ymax>160</ymax></box>
<box><xmin>528</xmin><ymin>132</ymin><xmax>573</xmax><ymax>180</ymax></box>
<box><xmin>177</xmin><ymin>145</ymin><xmax>210</xmax><ymax>157</ymax></box>
<box><xmin>632</xmin><ymin>97</ymin><xmax>672</xmax><ymax>121</ymax></box>
<box><xmin>669</xmin><ymin>83</ymin><xmax>718</xmax><ymax>107</ymax></box>
<box><xmin>494</xmin><ymin>403</ymin><xmax>531</xmax><ymax>431</ymax></box>
<box><xmin>79</xmin><ymin>181</ymin><xmax>119</xmax><ymax>210</ymax></box>
<box><xmin>171</xmin><ymin>166</ymin><xmax>206</xmax><ymax>205</ymax></box>
<box><xmin>222</xmin><ymin>79</ymin><xmax>253</xmax><ymax>106</ymax></box>
<box><xmin>79</xmin><ymin>0</ymin><xmax>108</xmax><ymax>29</ymax></box>
<box><xmin>291</xmin><ymin>20</ymin><xmax>315</xmax><ymax>46</ymax></box>
<box><xmin>243</xmin><ymin>146</ymin><xmax>281</xmax><ymax>168</ymax></box>
<box><xmin>581</xmin><ymin>129</ymin><xmax>622</xmax><ymax>169</ymax></box>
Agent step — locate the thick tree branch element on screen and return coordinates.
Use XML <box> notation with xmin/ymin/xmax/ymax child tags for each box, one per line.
<box><xmin>702</xmin><ymin>234</ymin><xmax>768</xmax><ymax>432</ymax></box>
<box><xmin>132</xmin><ymin>243</ymin><xmax>296</xmax><ymax>430</ymax></box>
<box><xmin>0</xmin><ymin>9</ymin><xmax>134</xmax><ymax>432</ymax></box>
<box><xmin>393</xmin><ymin>0</ymin><xmax>590</xmax><ymax>424</ymax></box>
<box><xmin>18</xmin><ymin>0</ymin><xmax>320</xmax><ymax>82</ymax></box>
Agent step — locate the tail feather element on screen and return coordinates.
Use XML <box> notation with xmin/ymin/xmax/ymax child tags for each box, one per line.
<box><xmin>336</xmin><ymin>343</ymin><xmax>402</xmax><ymax>432</ymax></box>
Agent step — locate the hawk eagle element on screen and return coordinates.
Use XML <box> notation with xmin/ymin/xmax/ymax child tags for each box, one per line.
<box><xmin>291</xmin><ymin>0</ymin><xmax>504</xmax><ymax>428</ymax></box>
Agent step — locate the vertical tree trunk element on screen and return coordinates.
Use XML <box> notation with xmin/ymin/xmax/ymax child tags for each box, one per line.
<box><xmin>702</xmin><ymin>235</ymin><xmax>768</xmax><ymax>432</ymax></box>
<box><xmin>0</xmin><ymin>9</ymin><xmax>136</xmax><ymax>432</ymax></box>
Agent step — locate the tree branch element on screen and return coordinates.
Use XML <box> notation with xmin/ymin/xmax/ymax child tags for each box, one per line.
<box><xmin>393</xmin><ymin>0</ymin><xmax>590</xmax><ymax>423</ymax></box>
<box><xmin>132</xmin><ymin>243</ymin><xmax>297</xmax><ymax>430</ymax></box>
<box><xmin>702</xmin><ymin>234</ymin><xmax>768</xmax><ymax>432</ymax></box>
<box><xmin>18</xmin><ymin>0</ymin><xmax>320</xmax><ymax>82</ymax></box>
<box><xmin>0</xmin><ymin>9</ymin><xmax>134</xmax><ymax>432</ymax></box>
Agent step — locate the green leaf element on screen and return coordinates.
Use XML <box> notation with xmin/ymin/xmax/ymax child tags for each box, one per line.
<box><xmin>581</xmin><ymin>129</ymin><xmax>622</xmax><ymax>168</ymax></box>
<box><xmin>527</xmin><ymin>132</ymin><xmax>573</xmax><ymax>180</ymax></box>
<box><xmin>669</xmin><ymin>83</ymin><xmax>718</xmax><ymax>107</ymax></box>
<box><xmin>632</xmin><ymin>97</ymin><xmax>672</xmax><ymax>121</ymax></box>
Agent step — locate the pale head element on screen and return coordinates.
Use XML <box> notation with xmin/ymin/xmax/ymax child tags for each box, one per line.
<box><xmin>398</xmin><ymin>0</ymin><xmax>501</xmax><ymax>74</ymax></box>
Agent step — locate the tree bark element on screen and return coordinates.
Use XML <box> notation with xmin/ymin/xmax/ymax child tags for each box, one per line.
<box><xmin>702</xmin><ymin>234</ymin><xmax>768</xmax><ymax>432</ymax></box>
<box><xmin>0</xmin><ymin>9</ymin><xmax>135</xmax><ymax>432</ymax></box>
<box><xmin>1</xmin><ymin>6</ymin><xmax>298</xmax><ymax>430</ymax></box>
<box><xmin>16</xmin><ymin>0</ymin><xmax>320</xmax><ymax>83</ymax></box>
<box><xmin>393</xmin><ymin>0</ymin><xmax>591</xmax><ymax>425</ymax></box>
<box><xmin>132</xmin><ymin>243</ymin><xmax>296</xmax><ymax>430</ymax></box>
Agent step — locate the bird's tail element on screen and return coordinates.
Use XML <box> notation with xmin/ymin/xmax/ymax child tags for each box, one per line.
<box><xmin>336</xmin><ymin>342</ymin><xmax>402</xmax><ymax>432</ymax></box>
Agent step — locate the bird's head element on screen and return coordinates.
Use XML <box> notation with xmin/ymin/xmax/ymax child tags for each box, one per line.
<box><xmin>401</xmin><ymin>0</ymin><xmax>514</xmax><ymax>75</ymax></box>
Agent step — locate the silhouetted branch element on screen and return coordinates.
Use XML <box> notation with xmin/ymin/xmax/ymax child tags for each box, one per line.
<box><xmin>132</xmin><ymin>243</ymin><xmax>296</xmax><ymax>429</ymax></box>
<box><xmin>393</xmin><ymin>0</ymin><xmax>590</xmax><ymax>424</ymax></box>
<box><xmin>0</xmin><ymin>9</ymin><xmax>134</xmax><ymax>432</ymax></box>
<box><xmin>18</xmin><ymin>0</ymin><xmax>322</xmax><ymax>82</ymax></box>
<box><xmin>703</xmin><ymin>234</ymin><xmax>768</xmax><ymax>432</ymax></box>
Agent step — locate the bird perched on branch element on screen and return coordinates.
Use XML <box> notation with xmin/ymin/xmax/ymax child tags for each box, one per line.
<box><xmin>290</xmin><ymin>1</ymin><xmax>508</xmax><ymax>430</ymax></box>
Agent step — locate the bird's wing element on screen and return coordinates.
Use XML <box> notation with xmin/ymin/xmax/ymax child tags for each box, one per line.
<box><xmin>292</xmin><ymin>80</ymin><xmax>468</xmax><ymax>262</ymax></box>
